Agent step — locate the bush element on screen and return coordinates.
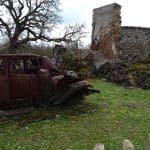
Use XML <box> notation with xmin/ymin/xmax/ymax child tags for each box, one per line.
<box><xmin>62</xmin><ymin>52</ymin><xmax>96</xmax><ymax>77</ymax></box>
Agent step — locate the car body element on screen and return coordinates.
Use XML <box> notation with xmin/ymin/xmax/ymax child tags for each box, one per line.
<box><xmin>0</xmin><ymin>54</ymin><xmax>99</xmax><ymax>109</ymax></box>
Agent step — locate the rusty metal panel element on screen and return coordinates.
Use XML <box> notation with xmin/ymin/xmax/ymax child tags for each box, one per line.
<box><xmin>39</xmin><ymin>74</ymin><xmax>53</xmax><ymax>104</ymax></box>
<box><xmin>0</xmin><ymin>57</ymin><xmax>9</xmax><ymax>106</ymax></box>
<box><xmin>0</xmin><ymin>75</ymin><xmax>9</xmax><ymax>103</ymax></box>
<box><xmin>30</xmin><ymin>75</ymin><xmax>40</xmax><ymax>97</ymax></box>
<box><xmin>8</xmin><ymin>56</ymin><xmax>40</xmax><ymax>103</ymax></box>
<box><xmin>10</xmin><ymin>74</ymin><xmax>39</xmax><ymax>100</ymax></box>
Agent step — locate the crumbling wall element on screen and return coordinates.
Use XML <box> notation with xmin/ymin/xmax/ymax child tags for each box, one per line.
<box><xmin>120</xmin><ymin>27</ymin><xmax>150</xmax><ymax>57</ymax></box>
<box><xmin>92</xmin><ymin>3</ymin><xmax>150</xmax><ymax>89</ymax></box>
<box><xmin>91</xmin><ymin>3</ymin><xmax>121</xmax><ymax>68</ymax></box>
<box><xmin>91</xmin><ymin>3</ymin><xmax>150</xmax><ymax>69</ymax></box>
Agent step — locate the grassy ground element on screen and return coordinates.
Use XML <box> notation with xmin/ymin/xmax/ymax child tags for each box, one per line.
<box><xmin>0</xmin><ymin>79</ymin><xmax>150</xmax><ymax>150</ymax></box>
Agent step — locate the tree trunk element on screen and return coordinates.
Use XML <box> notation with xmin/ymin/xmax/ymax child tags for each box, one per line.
<box><xmin>8</xmin><ymin>46</ymin><xmax>17</xmax><ymax>54</ymax></box>
<box><xmin>8</xmin><ymin>38</ymin><xmax>18</xmax><ymax>54</ymax></box>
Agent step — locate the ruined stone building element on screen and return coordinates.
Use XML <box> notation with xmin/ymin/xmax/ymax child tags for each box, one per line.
<box><xmin>91</xmin><ymin>3</ymin><xmax>150</xmax><ymax>68</ymax></box>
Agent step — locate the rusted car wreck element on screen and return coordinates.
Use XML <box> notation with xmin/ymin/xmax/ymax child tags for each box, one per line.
<box><xmin>0</xmin><ymin>54</ymin><xmax>98</xmax><ymax>109</ymax></box>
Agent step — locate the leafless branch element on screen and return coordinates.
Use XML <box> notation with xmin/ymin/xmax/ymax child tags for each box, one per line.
<box><xmin>0</xmin><ymin>0</ymin><xmax>86</xmax><ymax>53</ymax></box>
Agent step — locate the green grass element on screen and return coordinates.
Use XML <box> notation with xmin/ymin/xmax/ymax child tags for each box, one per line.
<box><xmin>0</xmin><ymin>79</ymin><xmax>150</xmax><ymax>150</ymax></box>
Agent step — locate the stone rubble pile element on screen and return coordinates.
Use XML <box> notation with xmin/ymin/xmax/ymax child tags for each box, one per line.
<box><xmin>96</xmin><ymin>56</ymin><xmax>150</xmax><ymax>89</ymax></box>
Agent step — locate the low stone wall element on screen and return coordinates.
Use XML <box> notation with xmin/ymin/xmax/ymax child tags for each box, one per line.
<box><xmin>94</xmin><ymin>139</ymin><xmax>135</xmax><ymax>150</ymax></box>
<box><xmin>93</xmin><ymin>135</ymin><xmax>150</xmax><ymax>150</ymax></box>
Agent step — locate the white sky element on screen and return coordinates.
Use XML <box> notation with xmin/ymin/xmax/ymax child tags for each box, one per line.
<box><xmin>60</xmin><ymin>0</ymin><xmax>150</xmax><ymax>45</ymax></box>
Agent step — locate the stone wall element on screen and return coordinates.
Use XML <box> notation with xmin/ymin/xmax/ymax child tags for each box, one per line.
<box><xmin>91</xmin><ymin>3</ymin><xmax>150</xmax><ymax>68</ymax></box>
<box><xmin>120</xmin><ymin>26</ymin><xmax>150</xmax><ymax>57</ymax></box>
<box><xmin>91</xmin><ymin>3</ymin><xmax>121</xmax><ymax>68</ymax></box>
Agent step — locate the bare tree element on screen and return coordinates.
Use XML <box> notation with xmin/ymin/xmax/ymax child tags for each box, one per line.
<box><xmin>62</xmin><ymin>24</ymin><xmax>86</xmax><ymax>45</ymax></box>
<box><xmin>0</xmin><ymin>0</ymin><xmax>62</xmax><ymax>53</ymax></box>
<box><xmin>0</xmin><ymin>0</ymin><xmax>86</xmax><ymax>53</ymax></box>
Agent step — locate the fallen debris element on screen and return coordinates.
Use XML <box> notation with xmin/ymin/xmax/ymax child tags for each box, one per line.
<box><xmin>96</xmin><ymin>56</ymin><xmax>150</xmax><ymax>89</ymax></box>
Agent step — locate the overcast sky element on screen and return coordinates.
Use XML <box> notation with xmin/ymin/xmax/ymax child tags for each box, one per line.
<box><xmin>60</xmin><ymin>0</ymin><xmax>150</xmax><ymax>44</ymax></box>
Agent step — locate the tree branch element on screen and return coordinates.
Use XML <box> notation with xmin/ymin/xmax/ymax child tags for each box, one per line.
<box><xmin>0</xmin><ymin>18</ymin><xmax>11</xmax><ymax>39</ymax></box>
<box><xmin>18</xmin><ymin>0</ymin><xmax>24</xmax><ymax>19</ymax></box>
<box><xmin>0</xmin><ymin>0</ymin><xmax>86</xmax><ymax>52</ymax></box>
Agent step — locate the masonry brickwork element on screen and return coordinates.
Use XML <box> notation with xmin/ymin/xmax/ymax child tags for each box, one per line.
<box><xmin>91</xmin><ymin>3</ymin><xmax>150</xmax><ymax>68</ymax></box>
<box><xmin>120</xmin><ymin>26</ymin><xmax>150</xmax><ymax>56</ymax></box>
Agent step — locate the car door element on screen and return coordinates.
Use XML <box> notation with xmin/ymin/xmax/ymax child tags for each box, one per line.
<box><xmin>0</xmin><ymin>57</ymin><xmax>9</xmax><ymax>106</ymax></box>
<box><xmin>9</xmin><ymin>57</ymin><xmax>40</xmax><ymax>105</ymax></box>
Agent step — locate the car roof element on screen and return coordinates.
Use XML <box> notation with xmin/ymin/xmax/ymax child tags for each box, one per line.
<box><xmin>0</xmin><ymin>54</ymin><xmax>39</xmax><ymax>58</ymax></box>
